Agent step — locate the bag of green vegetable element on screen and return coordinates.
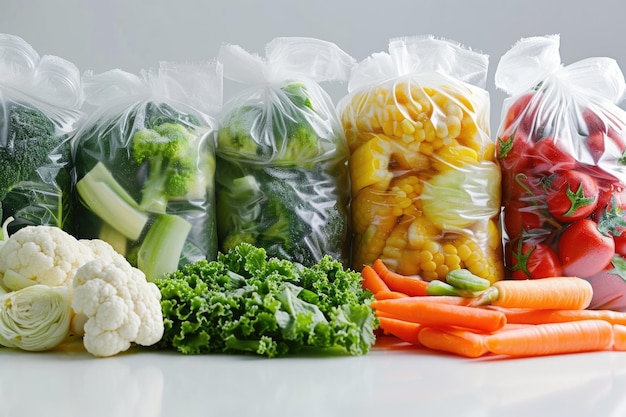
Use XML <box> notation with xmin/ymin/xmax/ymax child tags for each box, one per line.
<box><xmin>0</xmin><ymin>33</ymin><xmax>84</xmax><ymax>235</ymax></box>
<box><xmin>72</xmin><ymin>62</ymin><xmax>222</xmax><ymax>281</ymax></box>
<box><xmin>337</xmin><ymin>36</ymin><xmax>503</xmax><ymax>283</ymax></box>
<box><xmin>215</xmin><ymin>38</ymin><xmax>355</xmax><ymax>267</ymax></box>
<box><xmin>495</xmin><ymin>35</ymin><xmax>626</xmax><ymax>311</ymax></box>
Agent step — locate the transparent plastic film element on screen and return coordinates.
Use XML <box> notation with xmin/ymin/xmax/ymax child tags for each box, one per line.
<box><xmin>0</xmin><ymin>33</ymin><xmax>83</xmax><ymax>234</ymax></box>
<box><xmin>215</xmin><ymin>38</ymin><xmax>355</xmax><ymax>266</ymax></box>
<box><xmin>495</xmin><ymin>35</ymin><xmax>626</xmax><ymax>310</ymax></box>
<box><xmin>339</xmin><ymin>37</ymin><xmax>503</xmax><ymax>283</ymax></box>
<box><xmin>72</xmin><ymin>63</ymin><xmax>223</xmax><ymax>281</ymax></box>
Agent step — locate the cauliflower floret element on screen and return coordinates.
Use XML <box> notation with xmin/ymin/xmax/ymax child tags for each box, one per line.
<box><xmin>79</xmin><ymin>238</ymin><xmax>127</xmax><ymax>264</ymax></box>
<box><xmin>0</xmin><ymin>226</ymin><xmax>94</xmax><ymax>290</ymax></box>
<box><xmin>71</xmin><ymin>256</ymin><xmax>164</xmax><ymax>357</ymax></box>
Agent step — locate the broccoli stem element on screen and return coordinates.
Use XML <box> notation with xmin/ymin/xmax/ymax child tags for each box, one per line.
<box><xmin>139</xmin><ymin>158</ymin><xmax>168</xmax><ymax>213</ymax></box>
<box><xmin>75</xmin><ymin>162</ymin><xmax>148</xmax><ymax>241</ymax></box>
<box><xmin>138</xmin><ymin>213</ymin><xmax>192</xmax><ymax>281</ymax></box>
<box><xmin>98</xmin><ymin>223</ymin><xmax>128</xmax><ymax>256</ymax></box>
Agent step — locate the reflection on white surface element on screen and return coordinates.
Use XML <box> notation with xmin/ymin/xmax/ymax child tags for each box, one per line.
<box><xmin>2</xmin><ymin>337</ymin><xmax>626</xmax><ymax>417</ymax></box>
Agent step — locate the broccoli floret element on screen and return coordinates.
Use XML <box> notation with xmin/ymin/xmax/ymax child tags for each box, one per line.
<box><xmin>282</xmin><ymin>82</ymin><xmax>314</xmax><ymax>110</ymax></box>
<box><xmin>221</xmin><ymin>232</ymin><xmax>257</xmax><ymax>253</ymax></box>
<box><xmin>6</xmin><ymin>104</ymin><xmax>56</xmax><ymax>142</ymax></box>
<box><xmin>217</xmin><ymin>105</ymin><xmax>264</xmax><ymax>158</ymax></box>
<box><xmin>145</xmin><ymin>102</ymin><xmax>201</xmax><ymax>128</ymax></box>
<box><xmin>216</xmin><ymin>83</ymin><xmax>323</xmax><ymax>165</ymax></box>
<box><xmin>130</xmin><ymin>122</ymin><xmax>200</xmax><ymax>212</ymax></box>
<box><xmin>0</xmin><ymin>103</ymin><xmax>69</xmax><ymax>231</ymax></box>
<box><xmin>278</xmin><ymin>124</ymin><xmax>320</xmax><ymax>163</ymax></box>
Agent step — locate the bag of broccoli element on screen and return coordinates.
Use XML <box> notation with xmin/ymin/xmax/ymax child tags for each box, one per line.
<box><xmin>72</xmin><ymin>62</ymin><xmax>222</xmax><ymax>281</ymax></box>
<box><xmin>338</xmin><ymin>36</ymin><xmax>503</xmax><ymax>283</ymax></box>
<box><xmin>0</xmin><ymin>33</ymin><xmax>84</xmax><ymax>235</ymax></box>
<box><xmin>215</xmin><ymin>38</ymin><xmax>355</xmax><ymax>267</ymax></box>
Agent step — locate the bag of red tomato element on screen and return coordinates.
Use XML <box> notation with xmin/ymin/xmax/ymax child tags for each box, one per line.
<box><xmin>496</xmin><ymin>35</ymin><xmax>626</xmax><ymax>311</ymax></box>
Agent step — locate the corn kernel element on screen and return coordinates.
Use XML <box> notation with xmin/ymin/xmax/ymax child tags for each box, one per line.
<box><xmin>444</xmin><ymin>254</ymin><xmax>462</xmax><ymax>269</ymax></box>
<box><xmin>436</xmin><ymin>264</ymin><xmax>449</xmax><ymax>277</ymax></box>
<box><xmin>442</xmin><ymin>243</ymin><xmax>457</xmax><ymax>255</ymax></box>
<box><xmin>400</xmin><ymin>118</ymin><xmax>416</xmax><ymax>135</ymax></box>
<box><xmin>435</xmin><ymin>122</ymin><xmax>448</xmax><ymax>139</ymax></box>
<box><xmin>456</xmin><ymin>244</ymin><xmax>472</xmax><ymax>261</ymax></box>
<box><xmin>382</xmin><ymin>121</ymin><xmax>394</xmax><ymax>137</ymax></box>
<box><xmin>421</xmin><ymin>260</ymin><xmax>437</xmax><ymax>272</ymax></box>
<box><xmin>447</xmin><ymin>115</ymin><xmax>462</xmax><ymax>138</ymax></box>
<box><xmin>419</xmin><ymin>250</ymin><xmax>434</xmax><ymax>263</ymax></box>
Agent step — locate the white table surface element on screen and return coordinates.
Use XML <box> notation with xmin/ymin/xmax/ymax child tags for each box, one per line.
<box><xmin>2</xmin><ymin>336</ymin><xmax>625</xmax><ymax>417</ymax></box>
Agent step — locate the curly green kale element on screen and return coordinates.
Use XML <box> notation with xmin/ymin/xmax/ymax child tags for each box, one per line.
<box><xmin>153</xmin><ymin>243</ymin><xmax>377</xmax><ymax>357</ymax></box>
<box><xmin>0</xmin><ymin>102</ymin><xmax>71</xmax><ymax>233</ymax></box>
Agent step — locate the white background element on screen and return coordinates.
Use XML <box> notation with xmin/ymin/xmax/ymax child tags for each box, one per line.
<box><xmin>3</xmin><ymin>0</ymin><xmax>626</xmax><ymax>126</ymax></box>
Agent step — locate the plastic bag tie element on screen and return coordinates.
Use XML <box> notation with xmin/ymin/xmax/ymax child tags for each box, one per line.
<box><xmin>495</xmin><ymin>35</ymin><xmax>626</xmax><ymax>103</ymax></box>
<box><xmin>0</xmin><ymin>33</ymin><xmax>83</xmax><ymax>109</ymax></box>
<box><xmin>218</xmin><ymin>37</ymin><xmax>356</xmax><ymax>85</ymax></box>
<box><xmin>348</xmin><ymin>35</ymin><xmax>489</xmax><ymax>93</ymax></box>
<box><xmin>83</xmin><ymin>61</ymin><xmax>223</xmax><ymax>117</ymax></box>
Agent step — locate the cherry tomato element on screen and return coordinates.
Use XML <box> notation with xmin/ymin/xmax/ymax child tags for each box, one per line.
<box><xmin>592</xmin><ymin>183</ymin><xmax>626</xmax><ymax>222</ymax></box>
<box><xmin>585</xmin><ymin>131</ymin><xmax>606</xmax><ymax>164</ymax></box>
<box><xmin>502</xmin><ymin>200</ymin><xmax>544</xmax><ymax>241</ymax></box>
<box><xmin>558</xmin><ymin>219</ymin><xmax>615</xmax><ymax>278</ymax></box>
<box><xmin>546</xmin><ymin>170</ymin><xmax>599</xmax><ymax>223</ymax></box>
<box><xmin>502</xmin><ymin>170</ymin><xmax>545</xmax><ymax>203</ymax></box>
<box><xmin>582</xmin><ymin>108</ymin><xmax>607</xmax><ymax>135</ymax></box>
<box><xmin>592</xmin><ymin>184</ymin><xmax>626</xmax><ymax>257</ymax></box>
<box><xmin>502</xmin><ymin>92</ymin><xmax>537</xmax><ymax>134</ymax></box>
<box><xmin>528</xmin><ymin>137</ymin><xmax>578</xmax><ymax>174</ymax></box>
<box><xmin>582</xmin><ymin>107</ymin><xmax>626</xmax><ymax>153</ymax></box>
<box><xmin>508</xmin><ymin>239</ymin><xmax>563</xmax><ymax>279</ymax></box>
<box><xmin>497</xmin><ymin>125</ymin><xmax>533</xmax><ymax>173</ymax></box>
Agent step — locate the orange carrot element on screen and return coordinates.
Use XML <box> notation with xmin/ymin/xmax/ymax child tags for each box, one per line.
<box><xmin>473</xmin><ymin>277</ymin><xmax>593</xmax><ymax>310</ymax></box>
<box><xmin>374</xmin><ymin>290</ymin><xmax>409</xmax><ymax>300</ymax></box>
<box><xmin>378</xmin><ymin>317</ymin><xmax>422</xmax><ymax>345</ymax></box>
<box><xmin>418</xmin><ymin>326</ymin><xmax>488</xmax><ymax>358</ymax></box>
<box><xmin>372</xmin><ymin>297</ymin><xmax>507</xmax><ymax>333</ymax></box>
<box><xmin>613</xmin><ymin>324</ymin><xmax>626</xmax><ymax>351</ymax></box>
<box><xmin>361</xmin><ymin>264</ymin><xmax>390</xmax><ymax>294</ymax></box>
<box><xmin>376</xmin><ymin>294</ymin><xmax>474</xmax><ymax>306</ymax></box>
<box><xmin>485</xmin><ymin>320</ymin><xmax>613</xmax><ymax>357</ymax></box>
<box><xmin>486</xmin><ymin>306</ymin><xmax>626</xmax><ymax>326</ymax></box>
<box><xmin>372</xmin><ymin>259</ymin><xmax>429</xmax><ymax>296</ymax></box>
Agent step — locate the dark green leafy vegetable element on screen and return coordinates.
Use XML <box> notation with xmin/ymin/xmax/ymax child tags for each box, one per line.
<box><xmin>0</xmin><ymin>102</ymin><xmax>73</xmax><ymax>235</ymax></box>
<box><xmin>153</xmin><ymin>243</ymin><xmax>377</xmax><ymax>357</ymax></box>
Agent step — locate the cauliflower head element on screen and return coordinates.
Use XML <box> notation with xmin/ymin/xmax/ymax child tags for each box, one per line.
<box><xmin>71</xmin><ymin>256</ymin><xmax>164</xmax><ymax>357</ymax></box>
<box><xmin>0</xmin><ymin>226</ymin><xmax>94</xmax><ymax>290</ymax></box>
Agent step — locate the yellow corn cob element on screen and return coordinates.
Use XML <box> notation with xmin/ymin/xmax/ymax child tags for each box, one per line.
<box><xmin>349</xmin><ymin>134</ymin><xmax>394</xmax><ymax>194</ymax></box>
<box><xmin>351</xmin><ymin>186</ymin><xmax>403</xmax><ymax>269</ymax></box>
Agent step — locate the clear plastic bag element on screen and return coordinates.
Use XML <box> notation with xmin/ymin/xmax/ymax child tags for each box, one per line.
<box><xmin>215</xmin><ymin>37</ymin><xmax>355</xmax><ymax>266</ymax></box>
<box><xmin>0</xmin><ymin>33</ymin><xmax>84</xmax><ymax>235</ymax></box>
<box><xmin>495</xmin><ymin>35</ymin><xmax>626</xmax><ymax>310</ymax></box>
<box><xmin>72</xmin><ymin>62</ymin><xmax>222</xmax><ymax>281</ymax></box>
<box><xmin>338</xmin><ymin>36</ymin><xmax>503</xmax><ymax>282</ymax></box>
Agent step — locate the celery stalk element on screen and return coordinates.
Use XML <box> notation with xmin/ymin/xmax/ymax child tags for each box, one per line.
<box><xmin>138</xmin><ymin>213</ymin><xmax>192</xmax><ymax>281</ymax></box>
<box><xmin>76</xmin><ymin>162</ymin><xmax>149</xmax><ymax>241</ymax></box>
